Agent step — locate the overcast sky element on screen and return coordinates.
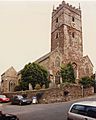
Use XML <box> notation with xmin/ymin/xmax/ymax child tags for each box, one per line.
<box><xmin>0</xmin><ymin>0</ymin><xmax>96</xmax><ymax>77</ymax></box>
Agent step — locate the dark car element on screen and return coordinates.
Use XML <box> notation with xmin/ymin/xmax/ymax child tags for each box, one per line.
<box><xmin>0</xmin><ymin>111</ymin><xmax>19</xmax><ymax>120</ymax></box>
<box><xmin>11</xmin><ymin>95</ymin><xmax>32</xmax><ymax>105</ymax></box>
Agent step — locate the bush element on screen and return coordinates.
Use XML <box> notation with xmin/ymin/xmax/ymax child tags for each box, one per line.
<box><xmin>79</xmin><ymin>76</ymin><xmax>94</xmax><ymax>88</ymax></box>
<box><xmin>35</xmin><ymin>84</ymin><xmax>41</xmax><ymax>90</ymax></box>
<box><xmin>60</xmin><ymin>63</ymin><xmax>75</xmax><ymax>83</ymax></box>
<box><xmin>14</xmin><ymin>85</ymin><xmax>22</xmax><ymax>91</ymax></box>
<box><xmin>42</xmin><ymin>84</ymin><xmax>45</xmax><ymax>89</ymax></box>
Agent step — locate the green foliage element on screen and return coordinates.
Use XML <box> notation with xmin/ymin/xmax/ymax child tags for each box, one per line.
<box><xmin>20</xmin><ymin>62</ymin><xmax>49</xmax><ymax>90</ymax></box>
<box><xmin>42</xmin><ymin>84</ymin><xmax>45</xmax><ymax>89</ymax></box>
<box><xmin>79</xmin><ymin>76</ymin><xmax>94</xmax><ymax>88</ymax></box>
<box><xmin>19</xmin><ymin>81</ymin><xmax>29</xmax><ymax>90</ymax></box>
<box><xmin>35</xmin><ymin>84</ymin><xmax>41</xmax><ymax>90</ymax></box>
<box><xmin>60</xmin><ymin>63</ymin><xmax>75</xmax><ymax>83</ymax></box>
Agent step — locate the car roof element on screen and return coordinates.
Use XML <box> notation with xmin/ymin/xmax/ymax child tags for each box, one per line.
<box><xmin>72</xmin><ymin>101</ymin><xmax>96</xmax><ymax>107</ymax></box>
<box><xmin>0</xmin><ymin>95</ymin><xmax>6</xmax><ymax>96</ymax></box>
<box><xmin>0</xmin><ymin>95</ymin><xmax>6</xmax><ymax>97</ymax></box>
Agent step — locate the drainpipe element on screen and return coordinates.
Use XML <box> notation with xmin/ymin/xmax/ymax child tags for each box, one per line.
<box><xmin>81</xmin><ymin>85</ymin><xmax>84</xmax><ymax>97</ymax></box>
<box><xmin>94</xmin><ymin>71</ymin><xmax>96</xmax><ymax>93</ymax></box>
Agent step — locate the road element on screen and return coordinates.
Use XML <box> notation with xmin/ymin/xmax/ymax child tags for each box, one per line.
<box><xmin>1</xmin><ymin>95</ymin><xmax>96</xmax><ymax>120</ymax></box>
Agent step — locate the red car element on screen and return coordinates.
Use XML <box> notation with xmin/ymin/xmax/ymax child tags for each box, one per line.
<box><xmin>0</xmin><ymin>95</ymin><xmax>10</xmax><ymax>103</ymax></box>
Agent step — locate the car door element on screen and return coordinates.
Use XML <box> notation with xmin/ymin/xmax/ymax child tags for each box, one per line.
<box><xmin>85</xmin><ymin>106</ymin><xmax>96</xmax><ymax>120</ymax></box>
<box><xmin>69</xmin><ymin>104</ymin><xmax>87</xmax><ymax>120</ymax></box>
<box><xmin>13</xmin><ymin>96</ymin><xmax>19</xmax><ymax>104</ymax></box>
<box><xmin>69</xmin><ymin>104</ymin><xmax>96</xmax><ymax>120</ymax></box>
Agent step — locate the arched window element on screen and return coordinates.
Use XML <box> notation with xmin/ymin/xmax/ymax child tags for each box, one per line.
<box><xmin>72</xmin><ymin>16</ymin><xmax>75</xmax><ymax>22</ymax></box>
<box><xmin>86</xmin><ymin>65</ymin><xmax>89</xmax><ymax>75</ymax></box>
<box><xmin>55</xmin><ymin>57</ymin><xmax>60</xmax><ymax>67</ymax></box>
<box><xmin>56</xmin><ymin>18</ymin><xmax>58</xmax><ymax>23</ymax></box>
<box><xmin>9</xmin><ymin>81</ymin><xmax>15</xmax><ymax>92</ymax></box>
<box><xmin>56</xmin><ymin>33</ymin><xmax>58</xmax><ymax>39</ymax></box>
<box><xmin>55</xmin><ymin>71</ymin><xmax>60</xmax><ymax>84</ymax></box>
<box><xmin>72</xmin><ymin>62</ymin><xmax>77</xmax><ymax>69</ymax></box>
<box><xmin>72</xmin><ymin>62</ymin><xmax>78</xmax><ymax>79</ymax></box>
<box><xmin>72</xmin><ymin>32</ymin><xmax>75</xmax><ymax>38</ymax></box>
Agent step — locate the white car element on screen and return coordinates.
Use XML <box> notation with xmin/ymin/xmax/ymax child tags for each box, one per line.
<box><xmin>67</xmin><ymin>101</ymin><xmax>96</xmax><ymax>120</ymax></box>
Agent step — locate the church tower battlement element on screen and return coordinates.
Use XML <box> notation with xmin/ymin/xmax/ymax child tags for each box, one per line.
<box><xmin>52</xmin><ymin>1</ymin><xmax>81</xmax><ymax>16</ymax></box>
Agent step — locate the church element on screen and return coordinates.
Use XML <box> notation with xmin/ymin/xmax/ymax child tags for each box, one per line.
<box><xmin>1</xmin><ymin>1</ymin><xmax>93</xmax><ymax>92</ymax></box>
<box><xmin>35</xmin><ymin>1</ymin><xmax>93</xmax><ymax>86</ymax></box>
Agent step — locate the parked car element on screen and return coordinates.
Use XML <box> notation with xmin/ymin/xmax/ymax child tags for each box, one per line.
<box><xmin>67</xmin><ymin>101</ymin><xmax>96</xmax><ymax>120</ymax></box>
<box><xmin>0</xmin><ymin>95</ymin><xmax>10</xmax><ymax>103</ymax></box>
<box><xmin>0</xmin><ymin>110</ymin><xmax>19</xmax><ymax>120</ymax></box>
<box><xmin>11</xmin><ymin>95</ymin><xmax>32</xmax><ymax>105</ymax></box>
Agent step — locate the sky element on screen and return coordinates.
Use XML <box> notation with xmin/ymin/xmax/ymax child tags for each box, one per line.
<box><xmin>0</xmin><ymin>0</ymin><xmax>96</xmax><ymax>77</ymax></box>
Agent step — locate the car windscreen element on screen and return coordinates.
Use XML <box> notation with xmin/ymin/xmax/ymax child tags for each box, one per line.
<box><xmin>17</xmin><ymin>95</ymin><xmax>23</xmax><ymax>99</ymax></box>
<box><xmin>0</xmin><ymin>95</ymin><xmax>6</xmax><ymax>98</ymax></box>
<box><xmin>70</xmin><ymin>104</ymin><xmax>96</xmax><ymax>118</ymax></box>
<box><xmin>70</xmin><ymin>104</ymin><xmax>86</xmax><ymax>116</ymax></box>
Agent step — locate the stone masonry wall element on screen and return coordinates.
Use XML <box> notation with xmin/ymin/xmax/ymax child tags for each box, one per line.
<box><xmin>4</xmin><ymin>84</ymin><xmax>94</xmax><ymax>104</ymax></box>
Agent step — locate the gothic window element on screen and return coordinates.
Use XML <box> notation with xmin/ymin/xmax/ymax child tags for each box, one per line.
<box><xmin>72</xmin><ymin>62</ymin><xmax>77</xmax><ymax>79</ymax></box>
<box><xmin>56</xmin><ymin>33</ymin><xmax>58</xmax><ymax>39</ymax></box>
<box><xmin>72</xmin><ymin>62</ymin><xmax>77</xmax><ymax>69</ymax></box>
<box><xmin>9</xmin><ymin>81</ymin><xmax>15</xmax><ymax>92</ymax></box>
<box><xmin>18</xmin><ymin>79</ymin><xmax>21</xmax><ymax>83</ymax></box>
<box><xmin>55</xmin><ymin>57</ymin><xmax>60</xmax><ymax>67</ymax></box>
<box><xmin>56</xmin><ymin>17</ymin><xmax>58</xmax><ymax>23</ymax></box>
<box><xmin>72</xmin><ymin>32</ymin><xmax>75</xmax><ymax>38</ymax></box>
<box><xmin>86</xmin><ymin>65</ymin><xmax>89</xmax><ymax>74</ymax></box>
<box><xmin>72</xmin><ymin>16</ymin><xmax>75</xmax><ymax>22</ymax></box>
<box><xmin>55</xmin><ymin>71</ymin><xmax>60</xmax><ymax>84</ymax></box>
<box><xmin>9</xmin><ymin>81</ymin><xmax>12</xmax><ymax>92</ymax></box>
<box><xmin>1</xmin><ymin>80</ymin><xmax>3</xmax><ymax>83</ymax></box>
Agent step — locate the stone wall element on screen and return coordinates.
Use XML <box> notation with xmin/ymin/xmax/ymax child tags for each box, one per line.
<box><xmin>83</xmin><ymin>87</ymin><xmax>94</xmax><ymax>97</ymax></box>
<box><xmin>4</xmin><ymin>84</ymin><xmax>94</xmax><ymax>104</ymax></box>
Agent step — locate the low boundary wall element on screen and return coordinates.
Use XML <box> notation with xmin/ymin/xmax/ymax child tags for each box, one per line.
<box><xmin>4</xmin><ymin>84</ymin><xmax>94</xmax><ymax>104</ymax></box>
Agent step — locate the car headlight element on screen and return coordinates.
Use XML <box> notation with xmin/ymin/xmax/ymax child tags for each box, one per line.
<box><xmin>22</xmin><ymin>100</ymin><xmax>26</xmax><ymax>102</ymax></box>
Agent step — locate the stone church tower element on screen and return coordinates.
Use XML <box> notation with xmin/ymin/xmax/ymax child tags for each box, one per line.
<box><xmin>51</xmin><ymin>1</ymin><xmax>83</xmax><ymax>60</ymax></box>
<box><xmin>35</xmin><ymin>1</ymin><xmax>93</xmax><ymax>85</ymax></box>
<box><xmin>50</xmin><ymin>1</ymin><xmax>93</xmax><ymax>80</ymax></box>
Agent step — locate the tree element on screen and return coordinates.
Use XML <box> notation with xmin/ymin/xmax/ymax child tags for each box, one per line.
<box><xmin>60</xmin><ymin>63</ymin><xmax>75</xmax><ymax>83</ymax></box>
<box><xmin>79</xmin><ymin>76</ymin><xmax>94</xmax><ymax>88</ymax></box>
<box><xmin>20</xmin><ymin>62</ymin><xmax>49</xmax><ymax>90</ymax></box>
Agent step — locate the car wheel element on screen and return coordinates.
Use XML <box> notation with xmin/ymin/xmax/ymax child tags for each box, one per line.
<box><xmin>19</xmin><ymin>101</ymin><xmax>22</xmax><ymax>105</ymax></box>
<box><xmin>67</xmin><ymin>117</ymin><xmax>72</xmax><ymax>120</ymax></box>
<box><xmin>11</xmin><ymin>102</ymin><xmax>13</xmax><ymax>105</ymax></box>
<box><xmin>14</xmin><ymin>118</ymin><xmax>19</xmax><ymax>120</ymax></box>
<box><xmin>10</xmin><ymin>117</ymin><xmax>19</xmax><ymax>120</ymax></box>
